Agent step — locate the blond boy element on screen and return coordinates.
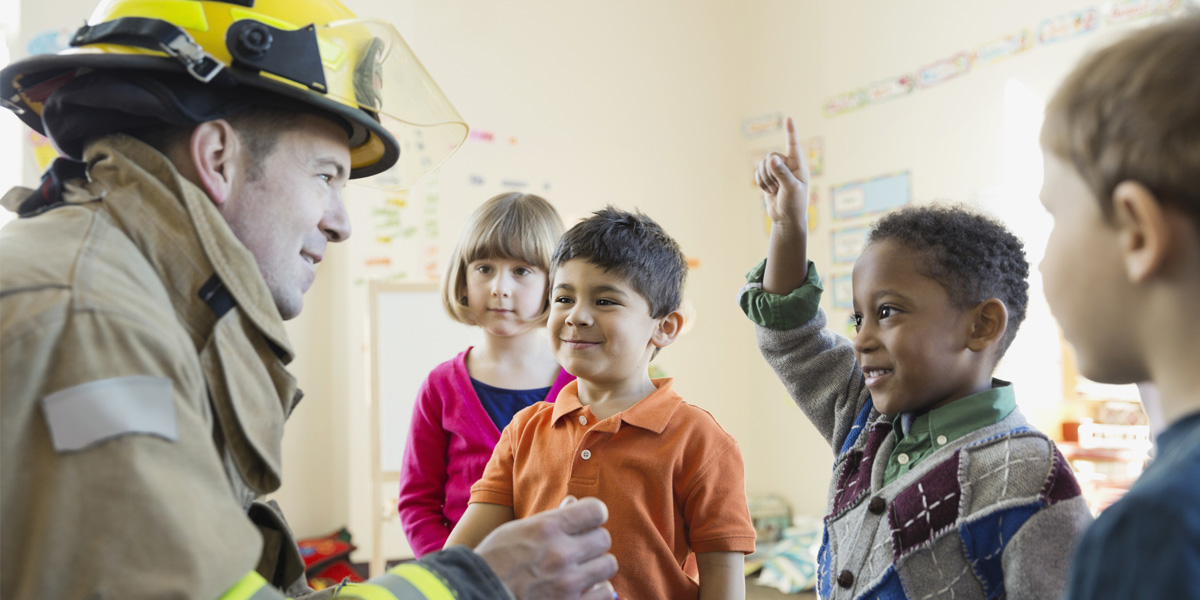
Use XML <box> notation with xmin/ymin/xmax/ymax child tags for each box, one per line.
<box><xmin>1038</xmin><ymin>15</ymin><xmax>1200</xmax><ymax>599</ymax></box>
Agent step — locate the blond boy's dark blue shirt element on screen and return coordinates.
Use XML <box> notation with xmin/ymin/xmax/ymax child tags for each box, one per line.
<box><xmin>1066</xmin><ymin>411</ymin><xmax>1200</xmax><ymax>599</ymax></box>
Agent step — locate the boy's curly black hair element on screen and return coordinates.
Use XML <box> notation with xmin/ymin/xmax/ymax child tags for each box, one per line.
<box><xmin>867</xmin><ymin>204</ymin><xmax>1029</xmax><ymax>359</ymax></box>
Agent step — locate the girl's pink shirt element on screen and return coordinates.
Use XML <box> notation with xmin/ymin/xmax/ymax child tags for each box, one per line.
<box><xmin>397</xmin><ymin>347</ymin><xmax>574</xmax><ymax>557</ymax></box>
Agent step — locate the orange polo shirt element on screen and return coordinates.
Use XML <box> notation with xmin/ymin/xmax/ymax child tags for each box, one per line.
<box><xmin>470</xmin><ymin>378</ymin><xmax>756</xmax><ymax>600</ymax></box>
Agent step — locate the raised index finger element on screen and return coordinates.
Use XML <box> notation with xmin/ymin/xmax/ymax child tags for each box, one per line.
<box><xmin>784</xmin><ymin>116</ymin><xmax>801</xmax><ymax>163</ymax></box>
<box><xmin>784</xmin><ymin>116</ymin><xmax>810</xmax><ymax>184</ymax></box>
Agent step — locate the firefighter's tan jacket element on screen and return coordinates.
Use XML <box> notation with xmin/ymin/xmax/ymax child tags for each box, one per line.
<box><xmin>0</xmin><ymin>135</ymin><xmax>508</xmax><ymax>600</ymax></box>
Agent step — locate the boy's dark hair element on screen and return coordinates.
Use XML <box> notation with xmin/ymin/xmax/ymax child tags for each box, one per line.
<box><xmin>1041</xmin><ymin>15</ymin><xmax>1200</xmax><ymax>230</ymax></box>
<box><xmin>551</xmin><ymin>206</ymin><xmax>687</xmax><ymax>319</ymax></box>
<box><xmin>867</xmin><ymin>204</ymin><xmax>1029</xmax><ymax>359</ymax></box>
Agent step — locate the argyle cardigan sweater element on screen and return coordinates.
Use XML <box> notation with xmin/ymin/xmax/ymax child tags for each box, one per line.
<box><xmin>749</xmin><ymin>307</ymin><xmax>1093</xmax><ymax>599</ymax></box>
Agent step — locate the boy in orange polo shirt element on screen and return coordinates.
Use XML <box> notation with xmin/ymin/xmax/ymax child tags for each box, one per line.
<box><xmin>447</xmin><ymin>207</ymin><xmax>756</xmax><ymax>599</ymax></box>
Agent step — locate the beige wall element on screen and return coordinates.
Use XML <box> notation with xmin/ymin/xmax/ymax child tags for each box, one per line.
<box><xmin>9</xmin><ymin>0</ymin><xmax>1191</xmax><ymax>566</ymax></box>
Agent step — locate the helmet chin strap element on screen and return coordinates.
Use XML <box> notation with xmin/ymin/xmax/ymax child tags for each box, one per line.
<box><xmin>71</xmin><ymin>17</ymin><xmax>224</xmax><ymax>82</ymax></box>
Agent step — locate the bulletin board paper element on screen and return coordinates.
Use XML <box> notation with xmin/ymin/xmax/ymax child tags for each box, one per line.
<box><xmin>971</xmin><ymin>29</ymin><xmax>1034</xmax><ymax>68</ymax></box>
<box><xmin>917</xmin><ymin>52</ymin><xmax>972</xmax><ymax>89</ymax></box>
<box><xmin>831</xmin><ymin>273</ymin><xmax>854</xmax><ymax>309</ymax></box>
<box><xmin>831</xmin><ymin>227</ymin><xmax>870</xmax><ymax>265</ymax></box>
<box><xmin>830</xmin><ymin>171</ymin><xmax>911</xmax><ymax>220</ymax></box>
<box><xmin>1105</xmin><ymin>0</ymin><xmax>1181</xmax><ymax>23</ymax></box>
<box><xmin>1037</xmin><ymin>8</ymin><xmax>1099</xmax><ymax>44</ymax></box>
<box><xmin>866</xmin><ymin>75</ymin><xmax>915</xmax><ymax>105</ymax></box>
<box><xmin>743</xmin><ymin>113</ymin><xmax>784</xmax><ymax>139</ymax></box>
<box><xmin>824</xmin><ymin>89</ymin><xmax>868</xmax><ymax>118</ymax></box>
<box><xmin>822</xmin><ymin>4</ymin><xmax>1188</xmax><ymax>120</ymax></box>
<box><xmin>802</xmin><ymin>136</ymin><xmax>826</xmax><ymax>177</ymax></box>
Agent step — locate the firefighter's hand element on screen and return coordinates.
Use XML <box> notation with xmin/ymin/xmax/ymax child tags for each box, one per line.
<box><xmin>476</xmin><ymin>496</ymin><xmax>618</xmax><ymax>600</ymax></box>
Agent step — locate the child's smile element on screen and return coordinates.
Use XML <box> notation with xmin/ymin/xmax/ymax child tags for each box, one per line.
<box><xmin>549</xmin><ymin>259</ymin><xmax>661</xmax><ymax>387</ymax></box>
<box><xmin>851</xmin><ymin>240</ymin><xmax>991</xmax><ymax>415</ymax></box>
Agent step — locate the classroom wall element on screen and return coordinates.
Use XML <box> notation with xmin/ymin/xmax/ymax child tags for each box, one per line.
<box><xmin>8</xmin><ymin>0</ymin><xmax>1191</xmax><ymax>566</ymax></box>
<box><xmin>732</xmin><ymin>0</ymin><xmax>1139</xmax><ymax>522</ymax></box>
<box><xmin>283</xmin><ymin>0</ymin><xmax>764</xmax><ymax>562</ymax></box>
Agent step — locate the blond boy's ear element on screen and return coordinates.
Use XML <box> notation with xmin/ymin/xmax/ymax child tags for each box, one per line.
<box><xmin>1112</xmin><ymin>180</ymin><xmax>1172</xmax><ymax>283</ymax></box>
<box><xmin>651</xmin><ymin>310</ymin><xmax>685</xmax><ymax>349</ymax></box>
<box><xmin>966</xmin><ymin>298</ymin><xmax>1008</xmax><ymax>354</ymax></box>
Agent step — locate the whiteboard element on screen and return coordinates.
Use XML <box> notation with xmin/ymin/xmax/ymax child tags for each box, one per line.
<box><xmin>368</xmin><ymin>281</ymin><xmax>481</xmax><ymax>573</ymax></box>
<box><xmin>370</xmin><ymin>282</ymin><xmax>481</xmax><ymax>475</ymax></box>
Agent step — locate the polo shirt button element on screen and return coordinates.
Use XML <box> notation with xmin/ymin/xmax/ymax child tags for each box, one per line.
<box><xmin>837</xmin><ymin>569</ymin><xmax>854</xmax><ymax>588</ymax></box>
<box><xmin>868</xmin><ymin>496</ymin><xmax>886</xmax><ymax>515</ymax></box>
<box><xmin>579</xmin><ymin>415</ymin><xmax>588</xmax><ymax>425</ymax></box>
<box><xmin>937</xmin><ymin>435</ymin><xmax>948</xmax><ymax>445</ymax></box>
<box><xmin>581</xmin><ymin>449</ymin><xmax>592</xmax><ymax>460</ymax></box>
<box><xmin>897</xmin><ymin>453</ymin><xmax>910</xmax><ymax>465</ymax></box>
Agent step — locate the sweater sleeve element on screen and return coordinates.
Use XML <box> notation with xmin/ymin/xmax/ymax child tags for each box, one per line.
<box><xmin>1003</xmin><ymin>496</ymin><xmax>1093</xmax><ymax>600</ymax></box>
<box><xmin>737</xmin><ymin>259</ymin><xmax>872</xmax><ymax>451</ymax></box>
<box><xmin>398</xmin><ymin>374</ymin><xmax>453</xmax><ymax>557</ymax></box>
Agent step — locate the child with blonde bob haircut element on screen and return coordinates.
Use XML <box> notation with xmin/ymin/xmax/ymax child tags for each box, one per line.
<box><xmin>1038</xmin><ymin>15</ymin><xmax>1200</xmax><ymax>599</ymax></box>
<box><xmin>449</xmin><ymin>207</ymin><xmax>756</xmax><ymax>600</ymax></box>
<box><xmin>398</xmin><ymin>192</ymin><xmax>575</xmax><ymax>557</ymax></box>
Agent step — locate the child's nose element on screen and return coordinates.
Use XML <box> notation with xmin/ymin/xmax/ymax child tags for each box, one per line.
<box><xmin>491</xmin><ymin>274</ymin><xmax>512</xmax><ymax>297</ymax></box>
<box><xmin>853</xmin><ymin>324</ymin><xmax>877</xmax><ymax>354</ymax></box>
<box><xmin>566</xmin><ymin>304</ymin><xmax>592</xmax><ymax>327</ymax></box>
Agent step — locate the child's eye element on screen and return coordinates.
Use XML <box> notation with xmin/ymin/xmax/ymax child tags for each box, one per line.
<box><xmin>851</xmin><ymin>313</ymin><xmax>863</xmax><ymax>332</ymax></box>
<box><xmin>514</xmin><ymin>267</ymin><xmax>533</xmax><ymax>276</ymax></box>
<box><xmin>554</xmin><ymin>296</ymin><xmax>574</xmax><ymax>304</ymax></box>
<box><xmin>878</xmin><ymin>305</ymin><xmax>895</xmax><ymax>319</ymax></box>
<box><xmin>475</xmin><ymin>265</ymin><xmax>492</xmax><ymax>275</ymax></box>
<box><xmin>596</xmin><ymin>298</ymin><xmax>617</xmax><ymax>306</ymax></box>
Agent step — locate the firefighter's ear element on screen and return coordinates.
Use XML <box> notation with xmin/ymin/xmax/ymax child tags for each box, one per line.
<box><xmin>187</xmin><ymin>119</ymin><xmax>245</xmax><ymax>206</ymax></box>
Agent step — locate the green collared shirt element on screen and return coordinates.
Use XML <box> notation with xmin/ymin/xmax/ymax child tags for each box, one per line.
<box><xmin>884</xmin><ymin>380</ymin><xmax>1017</xmax><ymax>484</ymax></box>
<box><xmin>739</xmin><ymin>259</ymin><xmax>823</xmax><ymax>330</ymax></box>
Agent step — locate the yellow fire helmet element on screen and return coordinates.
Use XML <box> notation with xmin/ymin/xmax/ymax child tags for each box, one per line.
<box><xmin>0</xmin><ymin>0</ymin><xmax>469</xmax><ymax>189</ymax></box>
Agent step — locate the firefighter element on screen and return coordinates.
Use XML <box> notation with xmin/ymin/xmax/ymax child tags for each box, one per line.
<box><xmin>0</xmin><ymin>1</ymin><xmax>617</xmax><ymax>598</ymax></box>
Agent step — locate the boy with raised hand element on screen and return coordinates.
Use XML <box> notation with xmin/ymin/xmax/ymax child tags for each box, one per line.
<box><xmin>447</xmin><ymin>207</ymin><xmax>757</xmax><ymax>600</ymax></box>
<box><xmin>739</xmin><ymin>118</ymin><xmax>1091</xmax><ymax>599</ymax></box>
<box><xmin>1037</xmin><ymin>15</ymin><xmax>1200</xmax><ymax>600</ymax></box>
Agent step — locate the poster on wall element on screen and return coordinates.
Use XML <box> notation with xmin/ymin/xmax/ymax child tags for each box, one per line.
<box><xmin>831</xmin><ymin>273</ymin><xmax>854</xmax><ymax>309</ymax></box>
<box><xmin>743</xmin><ymin>113</ymin><xmax>784</xmax><ymax>139</ymax></box>
<box><xmin>830</xmin><ymin>170</ymin><xmax>911</xmax><ymax>220</ymax></box>
<box><xmin>831</xmin><ymin>226</ymin><xmax>870</xmax><ymax>265</ymax></box>
<box><xmin>802</xmin><ymin>136</ymin><xmax>825</xmax><ymax>177</ymax></box>
<box><xmin>972</xmin><ymin>29</ymin><xmax>1035</xmax><ymax>68</ymax></box>
<box><xmin>1037</xmin><ymin>7</ymin><xmax>1100</xmax><ymax>44</ymax></box>
<box><xmin>866</xmin><ymin>75</ymin><xmax>915</xmax><ymax>106</ymax></box>
<box><xmin>1105</xmin><ymin>0</ymin><xmax>1182</xmax><ymax>23</ymax></box>
<box><xmin>747</xmin><ymin>148</ymin><xmax>775</xmax><ymax>188</ymax></box>
<box><xmin>917</xmin><ymin>52</ymin><xmax>971</xmax><ymax>89</ymax></box>
<box><xmin>355</xmin><ymin>173</ymin><xmax>447</xmax><ymax>285</ymax></box>
<box><xmin>821</xmin><ymin>3</ymin><xmax>1189</xmax><ymax>119</ymax></box>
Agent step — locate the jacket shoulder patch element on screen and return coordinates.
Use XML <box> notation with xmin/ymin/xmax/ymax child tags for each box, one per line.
<box><xmin>41</xmin><ymin>375</ymin><xmax>176</xmax><ymax>452</ymax></box>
